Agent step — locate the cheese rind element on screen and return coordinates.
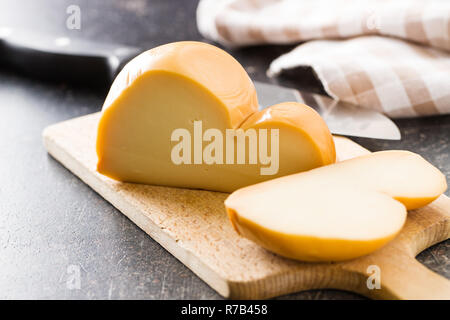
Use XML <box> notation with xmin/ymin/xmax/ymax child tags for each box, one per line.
<box><xmin>228</xmin><ymin>204</ymin><xmax>403</xmax><ymax>262</ymax></box>
<box><xmin>241</xmin><ymin>102</ymin><xmax>336</xmax><ymax>168</ymax></box>
<box><xmin>225</xmin><ymin>150</ymin><xmax>447</xmax><ymax>262</ymax></box>
<box><xmin>296</xmin><ymin>150</ymin><xmax>447</xmax><ymax>210</ymax></box>
<box><xmin>96</xmin><ymin>42</ymin><xmax>336</xmax><ymax>192</ymax></box>
<box><xmin>102</xmin><ymin>41</ymin><xmax>258</xmax><ymax>129</ymax></box>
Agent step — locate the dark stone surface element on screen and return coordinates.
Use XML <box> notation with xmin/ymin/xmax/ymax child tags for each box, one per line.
<box><xmin>0</xmin><ymin>0</ymin><xmax>448</xmax><ymax>299</ymax></box>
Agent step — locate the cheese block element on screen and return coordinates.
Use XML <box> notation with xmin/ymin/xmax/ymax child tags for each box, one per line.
<box><xmin>225</xmin><ymin>151</ymin><xmax>447</xmax><ymax>262</ymax></box>
<box><xmin>96</xmin><ymin>41</ymin><xmax>335</xmax><ymax>192</ymax></box>
<box><xmin>240</xmin><ymin>102</ymin><xmax>336</xmax><ymax>174</ymax></box>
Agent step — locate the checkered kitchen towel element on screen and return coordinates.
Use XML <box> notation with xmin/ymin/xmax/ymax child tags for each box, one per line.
<box><xmin>197</xmin><ymin>0</ymin><xmax>450</xmax><ymax>117</ymax></box>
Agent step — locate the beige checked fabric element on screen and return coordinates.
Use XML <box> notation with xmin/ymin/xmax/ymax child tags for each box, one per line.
<box><xmin>197</xmin><ymin>0</ymin><xmax>450</xmax><ymax>117</ymax></box>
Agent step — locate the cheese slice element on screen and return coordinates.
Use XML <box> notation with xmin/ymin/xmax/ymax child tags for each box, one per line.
<box><xmin>225</xmin><ymin>150</ymin><xmax>447</xmax><ymax>262</ymax></box>
<box><xmin>96</xmin><ymin>41</ymin><xmax>335</xmax><ymax>192</ymax></box>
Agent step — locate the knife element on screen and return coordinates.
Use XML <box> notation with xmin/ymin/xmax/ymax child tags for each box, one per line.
<box><xmin>254</xmin><ymin>82</ymin><xmax>401</xmax><ymax>140</ymax></box>
<box><xmin>0</xmin><ymin>27</ymin><xmax>400</xmax><ymax>140</ymax></box>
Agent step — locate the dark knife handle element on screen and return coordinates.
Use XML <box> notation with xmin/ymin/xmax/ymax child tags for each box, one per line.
<box><xmin>0</xmin><ymin>28</ymin><xmax>141</xmax><ymax>87</ymax></box>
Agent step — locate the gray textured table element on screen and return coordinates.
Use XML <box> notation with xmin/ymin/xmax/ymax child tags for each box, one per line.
<box><xmin>0</xmin><ymin>0</ymin><xmax>448</xmax><ymax>299</ymax></box>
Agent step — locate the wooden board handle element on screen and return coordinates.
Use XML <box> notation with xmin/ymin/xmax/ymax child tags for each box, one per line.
<box><xmin>380</xmin><ymin>197</ymin><xmax>450</xmax><ymax>300</ymax></box>
<box><xmin>371</xmin><ymin>255</ymin><xmax>450</xmax><ymax>300</ymax></box>
<box><xmin>341</xmin><ymin>196</ymin><xmax>450</xmax><ymax>300</ymax></box>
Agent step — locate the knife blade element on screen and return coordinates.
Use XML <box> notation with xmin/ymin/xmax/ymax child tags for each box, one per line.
<box><xmin>0</xmin><ymin>27</ymin><xmax>400</xmax><ymax>140</ymax></box>
<box><xmin>254</xmin><ymin>82</ymin><xmax>401</xmax><ymax>140</ymax></box>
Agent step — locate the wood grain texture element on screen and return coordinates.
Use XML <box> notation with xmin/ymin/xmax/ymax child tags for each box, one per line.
<box><xmin>42</xmin><ymin>112</ymin><xmax>450</xmax><ymax>300</ymax></box>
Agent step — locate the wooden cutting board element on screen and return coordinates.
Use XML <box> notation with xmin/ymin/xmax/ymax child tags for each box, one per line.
<box><xmin>43</xmin><ymin>112</ymin><xmax>450</xmax><ymax>300</ymax></box>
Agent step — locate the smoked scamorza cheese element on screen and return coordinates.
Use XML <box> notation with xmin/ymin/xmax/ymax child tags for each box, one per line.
<box><xmin>96</xmin><ymin>41</ymin><xmax>335</xmax><ymax>192</ymax></box>
<box><xmin>225</xmin><ymin>151</ymin><xmax>447</xmax><ymax>262</ymax></box>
